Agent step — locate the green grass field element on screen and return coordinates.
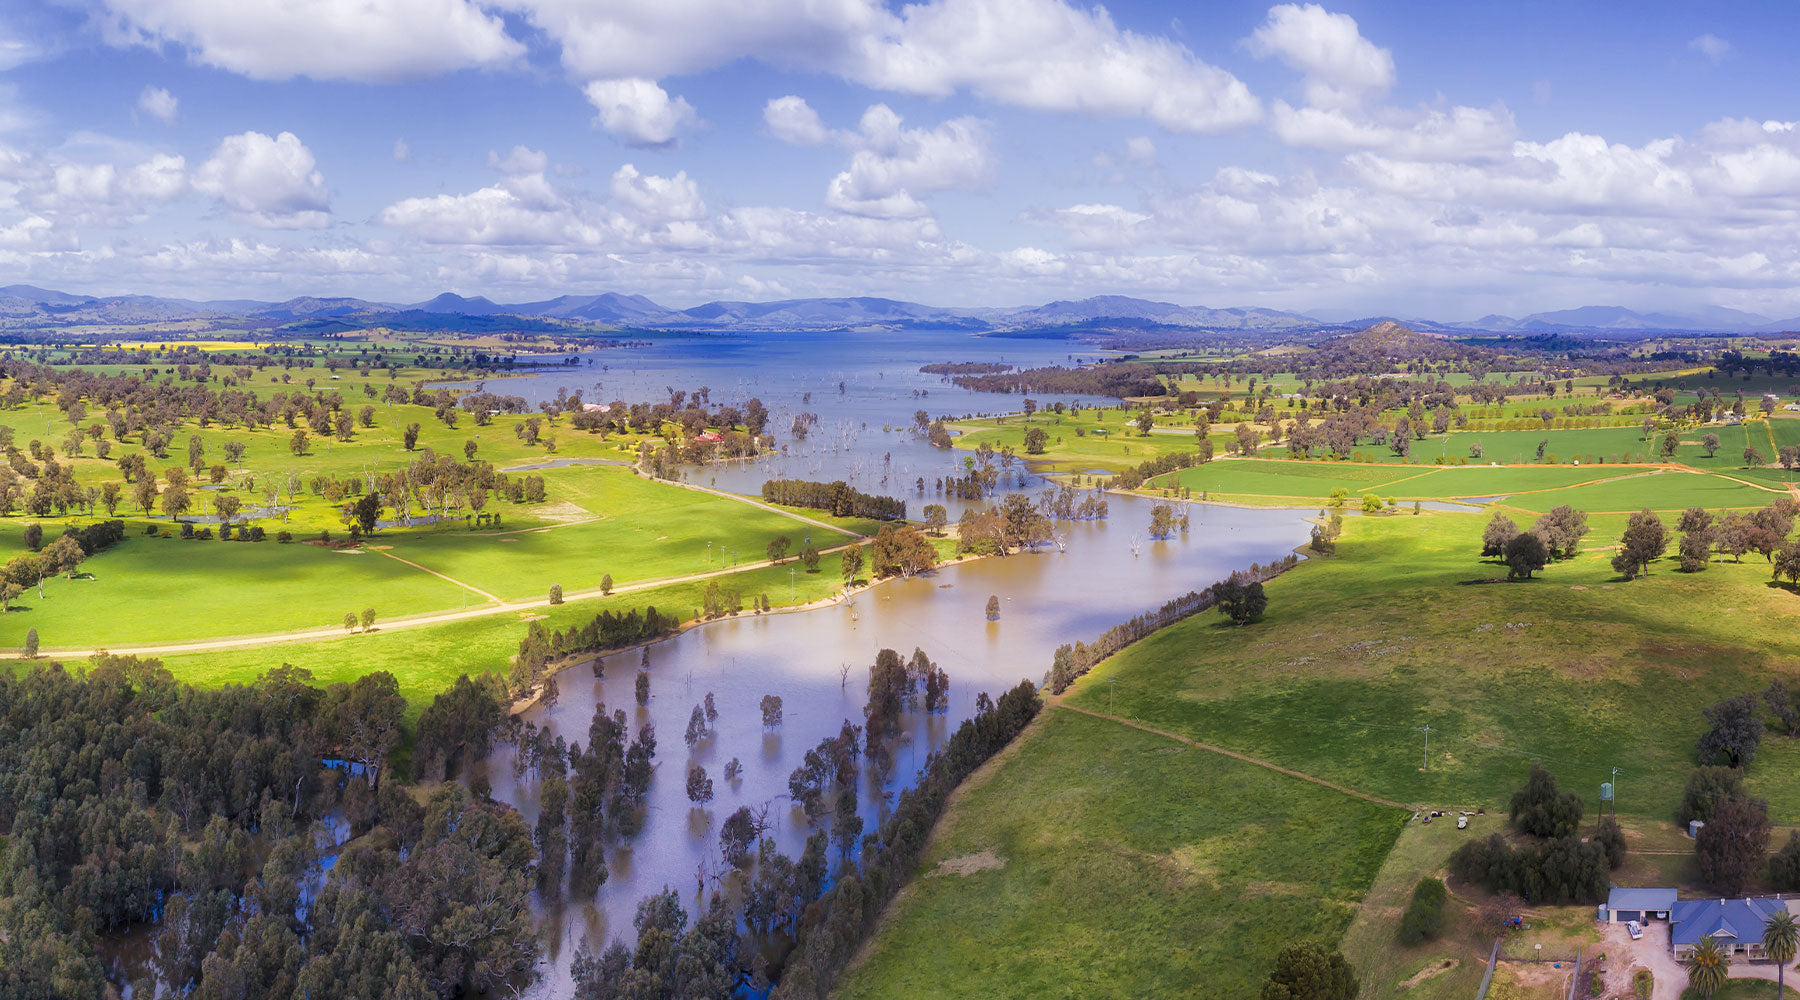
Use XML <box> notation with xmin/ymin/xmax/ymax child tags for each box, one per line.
<box><xmin>949</xmin><ymin>410</ymin><xmax>1213</xmax><ymax>472</ymax></box>
<box><xmin>1147</xmin><ymin>458</ymin><xmax>1786</xmax><ymax>512</ymax></box>
<box><xmin>2</xmin><ymin>464</ymin><xmax>868</xmax><ymax>648</ymax></box>
<box><xmin>1501</xmin><ymin>469</ymin><xmax>1779</xmax><ymax>512</ymax></box>
<box><xmin>838</xmin><ymin>708</ymin><xmax>1406</xmax><ymax>1000</ymax></box>
<box><xmin>377</xmin><ymin>466</ymin><xmax>853</xmax><ymax>602</ymax></box>
<box><xmin>133</xmin><ymin>538</ymin><xmax>937</xmax><ymax>712</ymax></box>
<box><xmin>1063</xmin><ymin>510</ymin><xmax>1800</xmax><ymax>824</ymax></box>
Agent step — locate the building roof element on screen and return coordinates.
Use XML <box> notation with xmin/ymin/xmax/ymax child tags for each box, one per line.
<box><xmin>1671</xmin><ymin>897</ymin><xmax>1788</xmax><ymax>946</ymax></box>
<box><xmin>1609</xmin><ymin>887</ymin><xmax>1677</xmax><ymax>912</ymax></box>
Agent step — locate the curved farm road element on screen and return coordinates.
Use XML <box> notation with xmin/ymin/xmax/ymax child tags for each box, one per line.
<box><xmin>10</xmin><ymin>538</ymin><xmax>867</xmax><ymax>661</ymax></box>
<box><xmin>8</xmin><ymin>478</ymin><xmax>877</xmax><ymax>661</ymax></box>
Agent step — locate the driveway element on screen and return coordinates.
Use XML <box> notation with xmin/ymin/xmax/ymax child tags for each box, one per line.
<box><xmin>1601</xmin><ymin>921</ymin><xmax>1686</xmax><ymax>1000</ymax></box>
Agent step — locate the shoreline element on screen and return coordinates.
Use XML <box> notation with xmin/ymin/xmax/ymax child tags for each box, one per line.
<box><xmin>505</xmin><ymin>544</ymin><xmax>993</xmax><ymax>716</ymax></box>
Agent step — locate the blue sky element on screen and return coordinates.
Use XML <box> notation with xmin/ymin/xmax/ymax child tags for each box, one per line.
<box><xmin>1</xmin><ymin>0</ymin><xmax>1797</xmax><ymax>318</ymax></box>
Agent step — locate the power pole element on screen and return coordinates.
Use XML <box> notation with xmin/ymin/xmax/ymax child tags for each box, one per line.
<box><xmin>1417</xmin><ymin>724</ymin><xmax>1434</xmax><ymax>771</ymax></box>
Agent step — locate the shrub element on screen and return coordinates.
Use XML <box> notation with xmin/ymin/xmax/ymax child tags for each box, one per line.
<box><xmin>1770</xmin><ymin>832</ymin><xmax>1800</xmax><ymax>892</ymax></box>
<box><xmin>277</xmin><ymin>530</ymin><xmax>293</xmax><ymax>543</ymax></box>
<box><xmin>1678</xmin><ymin>766</ymin><xmax>1746</xmax><ymax>825</ymax></box>
<box><xmin>1509</xmin><ymin>764</ymin><xmax>1584</xmax><ymax>837</ymax></box>
<box><xmin>1397</xmin><ymin>877</ymin><xmax>1447</xmax><ymax>944</ymax></box>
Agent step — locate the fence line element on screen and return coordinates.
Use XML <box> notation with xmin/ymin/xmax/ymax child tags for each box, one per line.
<box><xmin>1475</xmin><ymin>938</ymin><xmax>1501</xmax><ymax>1000</ymax></box>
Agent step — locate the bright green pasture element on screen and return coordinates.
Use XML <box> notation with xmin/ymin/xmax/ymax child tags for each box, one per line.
<box><xmin>949</xmin><ymin>409</ymin><xmax>1210</xmax><ymax>472</ymax></box>
<box><xmin>1502</xmin><ymin>469</ymin><xmax>1780</xmax><ymax>512</ymax></box>
<box><xmin>837</xmin><ymin>709</ymin><xmax>1405</xmax><ymax>1000</ymax></box>
<box><xmin>380</xmin><ymin>467</ymin><xmax>848</xmax><ymax>601</ymax></box>
<box><xmin>1065</xmin><ymin>511</ymin><xmax>1800</xmax><ymax>824</ymax></box>
<box><xmin>1159</xmin><ymin>459</ymin><xmax>1430</xmax><ymax>500</ymax></box>
<box><xmin>2</xmin><ymin>534</ymin><xmax>465</xmax><ymax>646</ymax></box>
<box><xmin>2</xmin><ymin>462</ymin><xmax>872</xmax><ymax>647</ymax></box>
<box><xmin>148</xmin><ymin>541</ymin><xmax>943</xmax><ymax>712</ymax></box>
<box><xmin>1157</xmin><ymin>461</ymin><xmax>1635</xmax><ymax>503</ymax></box>
<box><xmin>1357</xmin><ymin>426</ymin><xmax>1654</xmax><ymax>465</ymax></box>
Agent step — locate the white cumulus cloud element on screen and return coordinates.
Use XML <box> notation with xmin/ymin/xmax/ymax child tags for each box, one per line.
<box><xmin>499</xmin><ymin>0</ymin><xmax>1259</xmax><ymax>133</ymax></box>
<box><xmin>192</xmin><ymin>130</ymin><xmax>330</xmax><ymax>228</ymax></box>
<box><xmin>765</xmin><ymin>96</ymin><xmax>829</xmax><ymax>146</ymax></box>
<box><xmin>584</xmin><ymin>78</ymin><xmax>698</xmax><ymax>148</ymax></box>
<box><xmin>611</xmin><ymin>164</ymin><xmax>706</xmax><ymax>221</ymax></box>
<box><xmin>95</xmin><ymin>0</ymin><xmax>523</xmax><ymax>81</ymax></box>
<box><xmin>1247</xmin><ymin>3</ymin><xmax>1395</xmax><ymax>109</ymax></box>
<box><xmin>824</xmin><ymin>105</ymin><xmax>993</xmax><ymax>218</ymax></box>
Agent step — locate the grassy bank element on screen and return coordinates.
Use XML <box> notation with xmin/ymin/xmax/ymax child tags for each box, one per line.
<box><xmin>838</xmin><ymin>708</ymin><xmax>1406</xmax><ymax>1000</ymax></box>
<box><xmin>1065</xmin><ymin>510</ymin><xmax>1800</xmax><ymax>823</ymax></box>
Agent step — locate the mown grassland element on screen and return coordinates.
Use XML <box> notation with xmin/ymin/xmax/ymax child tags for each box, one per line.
<box><xmin>837</xmin><ymin>708</ymin><xmax>1406</xmax><ymax>1000</ymax></box>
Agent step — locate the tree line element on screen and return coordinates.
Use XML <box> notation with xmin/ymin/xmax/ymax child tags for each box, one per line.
<box><xmin>760</xmin><ymin>479</ymin><xmax>907</xmax><ymax>522</ymax></box>
<box><xmin>1047</xmin><ymin>556</ymin><xmax>1299</xmax><ymax>693</ymax></box>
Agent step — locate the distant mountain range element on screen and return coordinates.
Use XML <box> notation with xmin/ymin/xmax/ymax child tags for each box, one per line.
<box><xmin>1</xmin><ymin>282</ymin><xmax>1796</xmax><ymax>337</ymax></box>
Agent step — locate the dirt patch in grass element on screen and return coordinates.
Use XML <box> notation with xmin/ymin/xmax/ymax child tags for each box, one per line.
<box><xmin>1400</xmin><ymin>957</ymin><xmax>1459</xmax><ymax>990</ymax></box>
<box><xmin>933</xmin><ymin>850</ymin><xmax>1005</xmax><ymax>877</ymax></box>
<box><xmin>532</xmin><ymin>501</ymin><xmax>592</xmax><ymax>523</ymax></box>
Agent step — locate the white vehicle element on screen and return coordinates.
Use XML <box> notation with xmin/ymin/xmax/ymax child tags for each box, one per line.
<box><xmin>1626</xmin><ymin>920</ymin><xmax>1643</xmax><ymax>940</ymax></box>
<box><xmin>1456</xmin><ymin>815</ymin><xmax>1469</xmax><ymax>829</ymax></box>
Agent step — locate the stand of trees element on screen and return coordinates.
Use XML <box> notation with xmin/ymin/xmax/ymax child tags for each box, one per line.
<box><xmin>0</xmin><ymin>656</ymin><xmax>539</xmax><ymax>1000</ymax></box>
<box><xmin>760</xmin><ymin>480</ymin><xmax>906</xmax><ymax>522</ymax></box>
<box><xmin>511</xmin><ymin>607</ymin><xmax>679</xmax><ymax>695</ymax></box>
<box><xmin>1449</xmin><ymin>765</ymin><xmax>1616</xmax><ymax>905</ymax></box>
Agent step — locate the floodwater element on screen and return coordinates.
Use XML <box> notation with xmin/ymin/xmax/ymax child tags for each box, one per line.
<box><xmin>468</xmin><ymin>329</ymin><xmax>1318</xmax><ymax>994</ymax></box>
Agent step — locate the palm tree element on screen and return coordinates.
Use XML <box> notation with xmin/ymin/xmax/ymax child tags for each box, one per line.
<box><xmin>1687</xmin><ymin>935</ymin><xmax>1728</xmax><ymax>1000</ymax></box>
<box><xmin>1767</xmin><ymin>910</ymin><xmax>1799</xmax><ymax>998</ymax></box>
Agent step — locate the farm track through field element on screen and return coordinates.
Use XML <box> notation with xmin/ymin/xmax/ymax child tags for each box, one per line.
<box><xmin>1052</xmin><ymin>701</ymin><xmax>1412</xmax><ymax>811</ymax></box>
<box><xmin>8</xmin><ymin>485</ymin><xmax>873</xmax><ymax>660</ymax></box>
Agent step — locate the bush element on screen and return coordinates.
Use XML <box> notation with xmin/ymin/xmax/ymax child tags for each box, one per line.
<box><xmin>1595</xmin><ymin>817</ymin><xmax>1627</xmax><ymax>869</ymax></box>
<box><xmin>1509</xmin><ymin>764</ymin><xmax>1584</xmax><ymax>837</ymax></box>
<box><xmin>1770</xmin><ymin>832</ymin><xmax>1800</xmax><ymax>891</ymax></box>
<box><xmin>1448</xmin><ymin>833</ymin><xmax>1609</xmax><ymax>904</ymax></box>
<box><xmin>277</xmin><ymin>530</ymin><xmax>293</xmax><ymax>543</ymax></box>
<box><xmin>1678</xmin><ymin>766</ymin><xmax>1746</xmax><ymax>825</ymax></box>
<box><xmin>1397</xmin><ymin>877</ymin><xmax>1447</xmax><ymax>944</ymax></box>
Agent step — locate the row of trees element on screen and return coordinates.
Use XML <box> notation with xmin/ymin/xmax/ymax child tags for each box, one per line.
<box><xmin>759</xmin><ymin>479</ymin><xmax>907</xmax><ymax>521</ymax></box>
<box><xmin>1047</xmin><ymin>557</ymin><xmax>1297</xmax><ymax>693</ymax></box>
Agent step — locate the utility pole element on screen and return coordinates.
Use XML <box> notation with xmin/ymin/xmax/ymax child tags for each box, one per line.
<box><xmin>1417</xmin><ymin>724</ymin><xmax>1433</xmax><ymax>771</ymax></box>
